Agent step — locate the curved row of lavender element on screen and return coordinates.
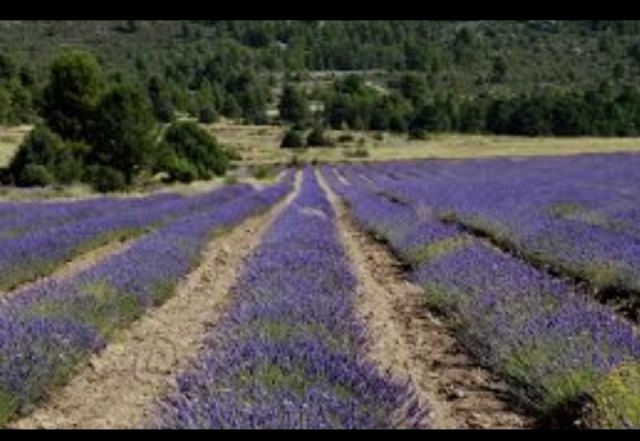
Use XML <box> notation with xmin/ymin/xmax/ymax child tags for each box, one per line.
<box><xmin>0</xmin><ymin>171</ymin><xmax>295</xmax><ymax>426</ymax></box>
<box><xmin>0</xmin><ymin>184</ymin><xmax>256</xmax><ymax>292</ymax></box>
<box><xmin>0</xmin><ymin>192</ymin><xmax>181</xmax><ymax>241</ymax></box>
<box><xmin>350</xmin><ymin>154</ymin><xmax>640</xmax><ymax>302</ymax></box>
<box><xmin>323</xmin><ymin>165</ymin><xmax>640</xmax><ymax>424</ymax></box>
<box><xmin>151</xmin><ymin>167</ymin><xmax>427</xmax><ymax>429</ymax></box>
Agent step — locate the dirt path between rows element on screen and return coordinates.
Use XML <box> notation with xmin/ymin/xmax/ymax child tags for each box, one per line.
<box><xmin>318</xmin><ymin>170</ymin><xmax>534</xmax><ymax>429</ymax></box>
<box><xmin>10</xmin><ymin>172</ymin><xmax>301</xmax><ymax>429</ymax></box>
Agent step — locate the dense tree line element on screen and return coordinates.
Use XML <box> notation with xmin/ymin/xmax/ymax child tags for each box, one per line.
<box><xmin>4</xmin><ymin>21</ymin><xmax>640</xmax><ymax>125</ymax></box>
<box><xmin>321</xmin><ymin>74</ymin><xmax>640</xmax><ymax>137</ymax></box>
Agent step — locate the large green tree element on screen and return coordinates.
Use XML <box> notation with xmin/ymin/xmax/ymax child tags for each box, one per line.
<box><xmin>41</xmin><ymin>50</ymin><xmax>103</xmax><ymax>141</ymax></box>
<box><xmin>89</xmin><ymin>85</ymin><xmax>156</xmax><ymax>184</ymax></box>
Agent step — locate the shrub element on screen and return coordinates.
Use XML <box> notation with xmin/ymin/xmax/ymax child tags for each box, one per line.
<box><xmin>54</xmin><ymin>141</ymin><xmax>88</xmax><ymax>184</ymax></box>
<box><xmin>198</xmin><ymin>106</ymin><xmax>218</xmax><ymax>124</ymax></box>
<box><xmin>19</xmin><ymin>164</ymin><xmax>54</xmax><ymax>187</ymax></box>
<box><xmin>9</xmin><ymin>125</ymin><xmax>65</xmax><ymax>186</ymax></box>
<box><xmin>288</xmin><ymin>154</ymin><xmax>306</xmax><ymax>168</ymax></box>
<box><xmin>306</xmin><ymin>127</ymin><xmax>333</xmax><ymax>147</ymax></box>
<box><xmin>344</xmin><ymin>147</ymin><xmax>370</xmax><ymax>159</ymax></box>
<box><xmin>337</xmin><ymin>133</ymin><xmax>355</xmax><ymax>143</ymax></box>
<box><xmin>280</xmin><ymin>129</ymin><xmax>305</xmax><ymax>149</ymax></box>
<box><xmin>253</xmin><ymin>164</ymin><xmax>275</xmax><ymax>180</ymax></box>
<box><xmin>224</xmin><ymin>175</ymin><xmax>239</xmax><ymax>185</ymax></box>
<box><xmin>584</xmin><ymin>364</ymin><xmax>640</xmax><ymax>428</ymax></box>
<box><xmin>408</xmin><ymin>127</ymin><xmax>427</xmax><ymax>140</ymax></box>
<box><xmin>159</xmin><ymin>121</ymin><xmax>229</xmax><ymax>182</ymax></box>
<box><xmin>87</xmin><ymin>165</ymin><xmax>127</xmax><ymax>193</ymax></box>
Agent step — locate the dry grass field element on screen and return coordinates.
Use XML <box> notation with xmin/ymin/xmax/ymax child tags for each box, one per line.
<box><xmin>207</xmin><ymin>121</ymin><xmax>640</xmax><ymax>165</ymax></box>
<box><xmin>4</xmin><ymin>121</ymin><xmax>640</xmax><ymax>175</ymax></box>
<box><xmin>0</xmin><ymin>125</ymin><xmax>30</xmax><ymax>168</ymax></box>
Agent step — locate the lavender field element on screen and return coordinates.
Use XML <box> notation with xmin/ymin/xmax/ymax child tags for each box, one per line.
<box><xmin>0</xmin><ymin>156</ymin><xmax>639</xmax><ymax>429</ymax></box>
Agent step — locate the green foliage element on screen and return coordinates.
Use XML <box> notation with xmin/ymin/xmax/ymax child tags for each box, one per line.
<box><xmin>19</xmin><ymin>164</ymin><xmax>54</xmax><ymax>187</ymax></box>
<box><xmin>198</xmin><ymin>105</ymin><xmax>218</xmax><ymax>124</ymax></box>
<box><xmin>343</xmin><ymin>146</ymin><xmax>370</xmax><ymax>159</ymax></box>
<box><xmin>252</xmin><ymin>164</ymin><xmax>276</xmax><ymax>180</ymax></box>
<box><xmin>158</xmin><ymin>121</ymin><xmax>229</xmax><ymax>183</ymax></box>
<box><xmin>41</xmin><ymin>50</ymin><xmax>103</xmax><ymax>141</ymax></box>
<box><xmin>585</xmin><ymin>364</ymin><xmax>640</xmax><ymax>428</ymax></box>
<box><xmin>278</xmin><ymin>83</ymin><xmax>308</xmax><ymax>125</ymax></box>
<box><xmin>89</xmin><ymin>84</ymin><xmax>156</xmax><ymax>185</ymax></box>
<box><xmin>280</xmin><ymin>129</ymin><xmax>305</xmax><ymax>149</ymax></box>
<box><xmin>306</xmin><ymin>127</ymin><xmax>333</xmax><ymax>147</ymax></box>
<box><xmin>8</xmin><ymin>125</ymin><xmax>83</xmax><ymax>186</ymax></box>
<box><xmin>86</xmin><ymin>165</ymin><xmax>127</xmax><ymax>192</ymax></box>
<box><xmin>337</xmin><ymin>133</ymin><xmax>355</xmax><ymax>143</ymax></box>
<box><xmin>147</xmin><ymin>75</ymin><xmax>175</xmax><ymax>123</ymax></box>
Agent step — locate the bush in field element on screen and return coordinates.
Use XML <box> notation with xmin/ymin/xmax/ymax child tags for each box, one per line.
<box><xmin>344</xmin><ymin>146</ymin><xmax>370</xmax><ymax>158</ymax></box>
<box><xmin>337</xmin><ymin>133</ymin><xmax>355</xmax><ymax>143</ymax></box>
<box><xmin>253</xmin><ymin>164</ymin><xmax>275</xmax><ymax>180</ymax></box>
<box><xmin>158</xmin><ymin>121</ymin><xmax>229</xmax><ymax>183</ymax></box>
<box><xmin>8</xmin><ymin>125</ymin><xmax>84</xmax><ymax>186</ymax></box>
<box><xmin>86</xmin><ymin>165</ymin><xmax>127</xmax><ymax>192</ymax></box>
<box><xmin>408</xmin><ymin>127</ymin><xmax>428</xmax><ymax>140</ymax></box>
<box><xmin>19</xmin><ymin>164</ymin><xmax>55</xmax><ymax>186</ymax></box>
<box><xmin>280</xmin><ymin>129</ymin><xmax>305</xmax><ymax>148</ymax></box>
<box><xmin>53</xmin><ymin>141</ymin><xmax>90</xmax><ymax>184</ymax></box>
<box><xmin>306</xmin><ymin>127</ymin><xmax>333</xmax><ymax>147</ymax></box>
<box><xmin>198</xmin><ymin>106</ymin><xmax>218</xmax><ymax>124</ymax></box>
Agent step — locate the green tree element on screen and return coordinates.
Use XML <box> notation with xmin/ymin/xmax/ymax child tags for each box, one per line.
<box><xmin>306</xmin><ymin>126</ymin><xmax>332</xmax><ymax>147</ymax></box>
<box><xmin>147</xmin><ymin>75</ymin><xmax>175</xmax><ymax>123</ymax></box>
<box><xmin>90</xmin><ymin>85</ymin><xmax>156</xmax><ymax>185</ymax></box>
<box><xmin>0</xmin><ymin>52</ymin><xmax>17</xmax><ymax>80</ymax></box>
<box><xmin>278</xmin><ymin>83</ymin><xmax>308</xmax><ymax>125</ymax></box>
<box><xmin>157</xmin><ymin>121</ymin><xmax>228</xmax><ymax>182</ymax></box>
<box><xmin>8</xmin><ymin>125</ymin><xmax>81</xmax><ymax>186</ymax></box>
<box><xmin>280</xmin><ymin>129</ymin><xmax>305</xmax><ymax>148</ymax></box>
<box><xmin>41</xmin><ymin>50</ymin><xmax>103</xmax><ymax>141</ymax></box>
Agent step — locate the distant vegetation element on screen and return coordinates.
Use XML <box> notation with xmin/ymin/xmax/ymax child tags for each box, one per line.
<box><xmin>1</xmin><ymin>50</ymin><xmax>229</xmax><ymax>191</ymax></box>
<box><xmin>2</xmin><ymin>21</ymin><xmax>640</xmax><ymax>190</ymax></box>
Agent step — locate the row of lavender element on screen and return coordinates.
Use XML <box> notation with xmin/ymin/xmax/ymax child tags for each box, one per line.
<box><xmin>150</xmin><ymin>167</ymin><xmax>426</xmax><ymax>429</ymax></box>
<box><xmin>0</xmin><ymin>184</ymin><xmax>255</xmax><ymax>292</ymax></box>
<box><xmin>0</xmin><ymin>171</ymin><xmax>295</xmax><ymax>426</ymax></box>
<box><xmin>324</xmin><ymin>165</ymin><xmax>640</xmax><ymax>428</ymax></box>
<box><xmin>356</xmin><ymin>154</ymin><xmax>640</xmax><ymax>305</ymax></box>
<box><xmin>0</xmin><ymin>192</ymin><xmax>180</xmax><ymax>240</ymax></box>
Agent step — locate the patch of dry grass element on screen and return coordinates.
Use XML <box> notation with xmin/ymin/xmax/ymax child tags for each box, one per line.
<box><xmin>0</xmin><ymin>125</ymin><xmax>31</xmax><ymax>167</ymax></box>
<box><xmin>207</xmin><ymin>122</ymin><xmax>640</xmax><ymax>165</ymax></box>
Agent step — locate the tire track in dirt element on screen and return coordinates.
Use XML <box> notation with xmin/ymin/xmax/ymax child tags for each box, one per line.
<box><xmin>10</xmin><ymin>172</ymin><xmax>301</xmax><ymax>429</ymax></box>
<box><xmin>318</xmin><ymin>170</ymin><xmax>534</xmax><ymax>429</ymax></box>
